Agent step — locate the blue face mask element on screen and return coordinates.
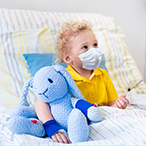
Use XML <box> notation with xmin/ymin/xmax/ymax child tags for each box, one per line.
<box><xmin>78</xmin><ymin>48</ymin><xmax>102</xmax><ymax>70</ymax></box>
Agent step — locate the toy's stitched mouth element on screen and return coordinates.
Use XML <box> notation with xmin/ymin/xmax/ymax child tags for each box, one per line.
<box><xmin>39</xmin><ymin>88</ymin><xmax>49</xmax><ymax>98</ymax></box>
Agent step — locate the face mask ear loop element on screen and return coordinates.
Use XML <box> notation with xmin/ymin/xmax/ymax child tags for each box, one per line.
<box><xmin>68</xmin><ymin>53</ymin><xmax>83</xmax><ymax>68</ymax></box>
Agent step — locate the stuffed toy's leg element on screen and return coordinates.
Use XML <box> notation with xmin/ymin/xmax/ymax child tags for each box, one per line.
<box><xmin>7</xmin><ymin>117</ymin><xmax>46</xmax><ymax>137</ymax></box>
<box><xmin>9</xmin><ymin>106</ymin><xmax>37</xmax><ymax>118</ymax></box>
<box><xmin>7</xmin><ymin>106</ymin><xmax>46</xmax><ymax>137</ymax></box>
<box><xmin>68</xmin><ymin>108</ymin><xmax>89</xmax><ymax>143</ymax></box>
<box><xmin>71</xmin><ymin>98</ymin><xmax>103</xmax><ymax>122</ymax></box>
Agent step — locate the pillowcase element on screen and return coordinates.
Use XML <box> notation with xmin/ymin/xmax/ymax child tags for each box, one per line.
<box><xmin>23</xmin><ymin>53</ymin><xmax>67</xmax><ymax>77</ymax></box>
<box><xmin>23</xmin><ymin>53</ymin><xmax>108</xmax><ymax>77</ymax></box>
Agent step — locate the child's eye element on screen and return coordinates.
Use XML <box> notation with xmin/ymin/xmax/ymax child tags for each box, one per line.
<box><xmin>93</xmin><ymin>43</ymin><xmax>98</xmax><ymax>47</ymax></box>
<box><xmin>83</xmin><ymin>46</ymin><xmax>88</xmax><ymax>49</ymax></box>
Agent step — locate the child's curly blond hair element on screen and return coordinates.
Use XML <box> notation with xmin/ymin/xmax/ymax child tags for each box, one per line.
<box><xmin>55</xmin><ymin>20</ymin><xmax>92</xmax><ymax>63</ymax></box>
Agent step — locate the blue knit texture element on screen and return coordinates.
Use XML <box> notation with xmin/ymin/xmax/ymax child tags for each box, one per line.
<box><xmin>7</xmin><ymin>78</ymin><xmax>46</xmax><ymax>137</ymax></box>
<box><xmin>75</xmin><ymin>99</ymin><xmax>103</xmax><ymax>122</ymax></box>
<box><xmin>44</xmin><ymin>120</ymin><xmax>64</xmax><ymax>138</ymax></box>
<box><xmin>8</xmin><ymin>117</ymin><xmax>45</xmax><ymax>137</ymax></box>
<box><xmin>75</xmin><ymin>99</ymin><xmax>93</xmax><ymax>119</ymax></box>
<box><xmin>7</xmin><ymin>65</ymin><xmax>102</xmax><ymax>143</ymax></box>
<box><xmin>19</xmin><ymin>78</ymin><xmax>33</xmax><ymax>106</ymax></box>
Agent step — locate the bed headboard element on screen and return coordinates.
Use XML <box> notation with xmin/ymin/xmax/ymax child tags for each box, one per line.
<box><xmin>0</xmin><ymin>0</ymin><xmax>146</xmax><ymax>82</ymax></box>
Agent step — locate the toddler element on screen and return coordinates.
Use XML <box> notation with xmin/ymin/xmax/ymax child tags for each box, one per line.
<box><xmin>35</xmin><ymin>20</ymin><xmax>128</xmax><ymax>144</ymax></box>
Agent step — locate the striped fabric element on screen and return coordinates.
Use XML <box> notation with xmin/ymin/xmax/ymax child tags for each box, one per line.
<box><xmin>1</xmin><ymin>106</ymin><xmax>146</xmax><ymax>145</ymax></box>
<box><xmin>0</xmin><ymin>8</ymin><xmax>146</xmax><ymax>111</ymax></box>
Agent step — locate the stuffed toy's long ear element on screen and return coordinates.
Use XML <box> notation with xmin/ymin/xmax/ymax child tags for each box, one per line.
<box><xmin>52</xmin><ymin>65</ymin><xmax>85</xmax><ymax>100</ymax></box>
<box><xmin>19</xmin><ymin>77</ymin><xmax>34</xmax><ymax>106</ymax></box>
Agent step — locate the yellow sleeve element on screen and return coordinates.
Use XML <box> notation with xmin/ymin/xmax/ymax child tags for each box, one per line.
<box><xmin>102</xmin><ymin>69</ymin><xmax>119</xmax><ymax>101</ymax></box>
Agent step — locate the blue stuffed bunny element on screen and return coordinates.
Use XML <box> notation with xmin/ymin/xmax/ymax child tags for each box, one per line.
<box><xmin>7</xmin><ymin>65</ymin><xmax>102</xmax><ymax>143</ymax></box>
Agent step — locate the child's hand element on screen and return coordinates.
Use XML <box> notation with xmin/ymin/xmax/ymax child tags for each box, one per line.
<box><xmin>114</xmin><ymin>94</ymin><xmax>128</xmax><ymax>109</ymax></box>
<box><xmin>52</xmin><ymin>131</ymin><xmax>71</xmax><ymax>144</ymax></box>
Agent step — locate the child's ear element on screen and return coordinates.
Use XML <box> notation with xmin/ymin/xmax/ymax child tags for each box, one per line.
<box><xmin>63</xmin><ymin>54</ymin><xmax>72</xmax><ymax>64</ymax></box>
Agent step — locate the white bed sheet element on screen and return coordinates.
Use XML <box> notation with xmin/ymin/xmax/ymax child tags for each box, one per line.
<box><xmin>1</xmin><ymin>104</ymin><xmax>146</xmax><ymax>145</ymax></box>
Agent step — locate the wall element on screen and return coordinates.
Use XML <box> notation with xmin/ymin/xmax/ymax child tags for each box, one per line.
<box><xmin>0</xmin><ymin>0</ymin><xmax>146</xmax><ymax>82</ymax></box>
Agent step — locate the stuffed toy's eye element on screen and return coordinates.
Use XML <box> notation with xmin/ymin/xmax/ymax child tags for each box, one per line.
<box><xmin>48</xmin><ymin>78</ymin><xmax>53</xmax><ymax>83</ymax></box>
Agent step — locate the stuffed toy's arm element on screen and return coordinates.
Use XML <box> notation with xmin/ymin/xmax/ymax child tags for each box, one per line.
<box><xmin>44</xmin><ymin>120</ymin><xmax>66</xmax><ymax>138</ymax></box>
<box><xmin>52</xmin><ymin>65</ymin><xmax>85</xmax><ymax>100</ymax></box>
<box><xmin>71</xmin><ymin>98</ymin><xmax>102</xmax><ymax>122</ymax></box>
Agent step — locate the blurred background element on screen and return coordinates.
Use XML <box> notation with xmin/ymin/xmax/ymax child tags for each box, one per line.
<box><xmin>0</xmin><ymin>0</ymin><xmax>146</xmax><ymax>82</ymax></box>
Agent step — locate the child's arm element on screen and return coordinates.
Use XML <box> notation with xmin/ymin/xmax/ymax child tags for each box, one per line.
<box><xmin>35</xmin><ymin>100</ymin><xmax>71</xmax><ymax>144</ymax></box>
<box><xmin>35</xmin><ymin>100</ymin><xmax>53</xmax><ymax>123</ymax></box>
